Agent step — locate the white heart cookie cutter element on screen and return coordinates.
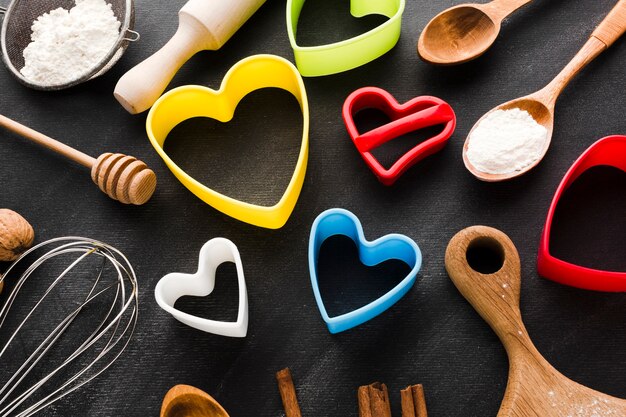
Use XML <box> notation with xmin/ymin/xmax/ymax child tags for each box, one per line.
<box><xmin>154</xmin><ymin>238</ymin><xmax>248</xmax><ymax>337</ymax></box>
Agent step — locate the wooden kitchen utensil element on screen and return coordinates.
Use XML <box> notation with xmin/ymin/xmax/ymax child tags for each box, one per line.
<box><xmin>463</xmin><ymin>0</ymin><xmax>626</xmax><ymax>181</ymax></box>
<box><xmin>160</xmin><ymin>385</ymin><xmax>229</xmax><ymax>417</ymax></box>
<box><xmin>114</xmin><ymin>0</ymin><xmax>266</xmax><ymax>114</ymax></box>
<box><xmin>0</xmin><ymin>114</ymin><xmax>156</xmax><ymax>205</ymax></box>
<box><xmin>418</xmin><ymin>0</ymin><xmax>531</xmax><ymax>65</ymax></box>
<box><xmin>445</xmin><ymin>225</ymin><xmax>626</xmax><ymax>416</ymax></box>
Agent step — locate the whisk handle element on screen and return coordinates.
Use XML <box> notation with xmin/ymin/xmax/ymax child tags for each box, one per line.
<box><xmin>0</xmin><ymin>114</ymin><xmax>95</xmax><ymax>168</ymax></box>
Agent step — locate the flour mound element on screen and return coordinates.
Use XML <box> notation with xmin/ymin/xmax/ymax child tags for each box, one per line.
<box><xmin>467</xmin><ymin>108</ymin><xmax>548</xmax><ymax>175</ymax></box>
<box><xmin>21</xmin><ymin>0</ymin><xmax>121</xmax><ymax>86</ymax></box>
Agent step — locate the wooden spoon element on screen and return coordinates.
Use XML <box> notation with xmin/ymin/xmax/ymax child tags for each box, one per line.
<box><xmin>445</xmin><ymin>225</ymin><xmax>626</xmax><ymax>416</ymax></box>
<box><xmin>418</xmin><ymin>0</ymin><xmax>532</xmax><ymax>65</ymax></box>
<box><xmin>463</xmin><ymin>0</ymin><xmax>626</xmax><ymax>182</ymax></box>
<box><xmin>160</xmin><ymin>385</ymin><xmax>230</xmax><ymax>417</ymax></box>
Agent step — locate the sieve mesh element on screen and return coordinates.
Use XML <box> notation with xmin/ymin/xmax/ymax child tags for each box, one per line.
<box><xmin>0</xmin><ymin>0</ymin><xmax>134</xmax><ymax>90</ymax></box>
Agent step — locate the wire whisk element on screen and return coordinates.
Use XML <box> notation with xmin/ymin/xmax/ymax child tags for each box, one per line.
<box><xmin>0</xmin><ymin>237</ymin><xmax>138</xmax><ymax>416</ymax></box>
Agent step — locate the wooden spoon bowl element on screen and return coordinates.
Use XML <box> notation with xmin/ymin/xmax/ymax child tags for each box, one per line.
<box><xmin>418</xmin><ymin>4</ymin><xmax>499</xmax><ymax>65</ymax></box>
<box><xmin>160</xmin><ymin>385</ymin><xmax>230</xmax><ymax>417</ymax></box>
<box><xmin>462</xmin><ymin>95</ymin><xmax>554</xmax><ymax>182</ymax></box>
<box><xmin>418</xmin><ymin>1</ymin><xmax>532</xmax><ymax>65</ymax></box>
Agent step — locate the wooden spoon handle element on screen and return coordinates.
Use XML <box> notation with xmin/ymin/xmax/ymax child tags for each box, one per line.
<box><xmin>0</xmin><ymin>114</ymin><xmax>95</xmax><ymax>168</ymax></box>
<box><xmin>539</xmin><ymin>0</ymin><xmax>626</xmax><ymax>104</ymax></box>
<box><xmin>444</xmin><ymin>226</ymin><xmax>530</xmax><ymax>348</ymax></box>
<box><xmin>482</xmin><ymin>0</ymin><xmax>532</xmax><ymax>22</ymax></box>
<box><xmin>592</xmin><ymin>0</ymin><xmax>626</xmax><ymax>48</ymax></box>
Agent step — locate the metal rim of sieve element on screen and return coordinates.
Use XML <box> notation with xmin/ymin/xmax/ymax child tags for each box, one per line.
<box><xmin>0</xmin><ymin>0</ymin><xmax>137</xmax><ymax>91</ymax></box>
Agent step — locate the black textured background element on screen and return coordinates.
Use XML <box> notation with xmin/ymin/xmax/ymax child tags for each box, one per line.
<box><xmin>1</xmin><ymin>0</ymin><xmax>626</xmax><ymax>416</ymax></box>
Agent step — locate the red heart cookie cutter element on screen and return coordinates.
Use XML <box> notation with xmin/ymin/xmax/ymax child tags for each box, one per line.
<box><xmin>537</xmin><ymin>135</ymin><xmax>626</xmax><ymax>292</ymax></box>
<box><xmin>342</xmin><ymin>87</ymin><xmax>456</xmax><ymax>185</ymax></box>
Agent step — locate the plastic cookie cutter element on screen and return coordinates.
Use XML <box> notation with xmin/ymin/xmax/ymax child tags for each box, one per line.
<box><xmin>146</xmin><ymin>54</ymin><xmax>309</xmax><ymax>229</ymax></box>
<box><xmin>343</xmin><ymin>87</ymin><xmax>456</xmax><ymax>185</ymax></box>
<box><xmin>154</xmin><ymin>238</ymin><xmax>248</xmax><ymax>337</ymax></box>
<box><xmin>309</xmin><ymin>208</ymin><xmax>422</xmax><ymax>333</ymax></box>
<box><xmin>287</xmin><ymin>0</ymin><xmax>406</xmax><ymax>76</ymax></box>
<box><xmin>537</xmin><ymin>135</ymin><xmax>626</xmax><ymax>292</ymax></box>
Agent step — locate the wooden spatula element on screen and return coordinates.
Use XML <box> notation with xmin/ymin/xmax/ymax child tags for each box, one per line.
<box><xmin>445</xmin><ymin>225</ymin><xmax>626</xmax><ymax>416</ymax></box>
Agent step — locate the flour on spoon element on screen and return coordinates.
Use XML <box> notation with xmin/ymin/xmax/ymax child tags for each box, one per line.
<box><xmin>467</xmin><ymin>108</ymin><xmax>547</xmax><ymax>175</ymax></box>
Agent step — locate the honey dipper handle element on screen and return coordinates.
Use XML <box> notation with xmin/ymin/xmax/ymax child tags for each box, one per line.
<box><xmin>592</xmin><ymin>0</ymin><xmax>626</xmax><ymax>48</ymax></box>
<box><xmin>0</xmin><ymin>114</ymin><xmax>95</xmax><ymax>168</ymax></box>
<box><xmin>444</xmin><ymin>226</ymin><xmax>529</xmax><ymax>347</ymax></box>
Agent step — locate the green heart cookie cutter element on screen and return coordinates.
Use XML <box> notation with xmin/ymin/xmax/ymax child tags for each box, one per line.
<box><xmin>287</xmin><ymin>0</ymin><xmax>406</xmax><ymax>77</ymax></box>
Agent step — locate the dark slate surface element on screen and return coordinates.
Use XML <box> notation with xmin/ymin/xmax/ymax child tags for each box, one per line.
<box><xmin>1</xmin><ymin>0</ymin><xmax>625</xmax><ymax>415</ymax></box>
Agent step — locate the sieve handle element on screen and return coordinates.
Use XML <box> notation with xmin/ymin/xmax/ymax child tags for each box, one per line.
<box><xmin>113</xmin><ymin>0</ymin><xmax>266</xmax><ymax>115</ymax></box>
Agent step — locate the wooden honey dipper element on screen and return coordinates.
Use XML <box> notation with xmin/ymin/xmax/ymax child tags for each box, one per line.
<box><xmin>0</xmin><ymin>114</ymin><xmax>156</xmax><ymax>205</ymax></box>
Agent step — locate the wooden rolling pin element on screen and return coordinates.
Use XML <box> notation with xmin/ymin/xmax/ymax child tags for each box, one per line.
<box><xmin>0</xmin><ymin>115</ymin><xmax>156</xmax><ymax>205</ymax></box>
<box><xmin>114</xmin><ymin>0</ymin><xmax>266</xmax><ymax>114</ymax></box>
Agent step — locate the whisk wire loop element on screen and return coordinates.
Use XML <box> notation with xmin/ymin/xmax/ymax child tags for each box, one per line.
<box><xmin>0</xmin><ymin>278</ymin><xmax>112</xmax><ymax>414</ymax></box>
<box><xmin>0</xmin><ymin>237</ymin><xmax>138</xmax><ymax>417</ymax></box>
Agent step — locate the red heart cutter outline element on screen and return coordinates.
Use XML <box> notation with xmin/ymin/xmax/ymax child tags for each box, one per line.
<box><xmin>537</xmin><ymin>135</ymin><xmax>626</xmax><ymax>292</ymax></box>
<box><xmin>342</xmin><ymin>87</ymin><xmax>456</xmax><ymax>185</ymax></box>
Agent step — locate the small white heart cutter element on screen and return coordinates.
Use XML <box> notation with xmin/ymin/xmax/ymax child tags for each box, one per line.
<box><xmin>154</xmin><ymin>238</ymin><xmax>248</xmax><ymax>337</ymax></box>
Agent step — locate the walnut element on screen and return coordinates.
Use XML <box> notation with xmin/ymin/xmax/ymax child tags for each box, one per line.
<box><xmin>0</xmin><ymin>209</ymin><xmax>35</xmax><ymax>262</ymax></box>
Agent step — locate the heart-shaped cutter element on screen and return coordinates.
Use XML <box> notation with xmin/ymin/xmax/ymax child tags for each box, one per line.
<box><xmin>309</xmin><ymin>208</ymin><xmax>422</xmax><ymax>333</ymax></box>
<box><xmin>287</xmin><ymin>0</ymin><xmax>406</xmax><ymax>76</ymax></box>
<box><xmin>146</xmin><ymin>54</ymin><xmax>309</xmax><ymax>229</ymax></box>
<box><xmin>154</xmin><ymin>238</ymin><xmax>248</xmax><ymax>337</ymax></box>
<box><xmin>343</xmin><ymin>87</ymin><xmax>456</xmax><ymax>185</ymax></box>
<box><xmin>537</xmin><ymin>135</ymin><xmax>626</xmax><ymax>291</ymax></box>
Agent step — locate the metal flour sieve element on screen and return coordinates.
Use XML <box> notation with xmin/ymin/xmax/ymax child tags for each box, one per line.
<box><xmin>0</xmin><ymin>0</ymin><xmax>138</xmax><ymax>90</ymax></box>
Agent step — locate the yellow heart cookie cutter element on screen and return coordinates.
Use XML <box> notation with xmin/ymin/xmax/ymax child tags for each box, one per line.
<box><xmin>146</xmin><ymin>55</ymin><xmax>309</xmax><ymax>229</ymax></box>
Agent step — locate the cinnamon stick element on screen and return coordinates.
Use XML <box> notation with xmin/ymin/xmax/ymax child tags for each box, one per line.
<box><xmin>276</xmin><ymin>368</ymin><xmax>302</xmax><ymax>417</ymax></box>
<box><xmin>400</xmin><ymin>384</ymin><xmax>427</xmax><ymax>417</ymax></box>
<box><xmin>358</xmin><ymin>382</ymin><xmax>392</xmax><ymax>417</ymax></box>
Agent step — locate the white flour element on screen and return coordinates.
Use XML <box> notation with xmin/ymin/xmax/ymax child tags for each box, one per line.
<box><xmin>466</xmin><ymin>108</ymin><xmax>547</xmax><ymax>174</ymax></box>
<box><xmin>21</xmin><ymin>0</ymin><xmax>120</xmax><ymax>86</ymax></box>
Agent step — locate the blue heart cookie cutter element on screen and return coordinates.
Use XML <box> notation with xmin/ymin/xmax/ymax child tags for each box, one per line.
<box><xmin>309</xmin><ymin>208</ymin><xmax>422</xmax><ymax>333</ymax></box>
